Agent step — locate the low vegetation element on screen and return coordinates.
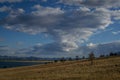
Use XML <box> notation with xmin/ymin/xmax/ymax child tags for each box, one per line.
<box><xmin>0</xmin><ymin>56</ymin><xmax>120</xmax><ymax>80</ymax></box>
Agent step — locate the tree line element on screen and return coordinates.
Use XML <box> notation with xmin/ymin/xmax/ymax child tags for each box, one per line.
<box><xmin>55</xmin><ymin>51</ymin><xmax>120</xmax><ymax>65</ymax></box>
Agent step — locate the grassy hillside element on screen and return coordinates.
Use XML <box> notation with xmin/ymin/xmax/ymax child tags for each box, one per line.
<box><xmin>0</xmin><ymin>57</ymin><xmax>120</xmax><ymax>80</ymax></box>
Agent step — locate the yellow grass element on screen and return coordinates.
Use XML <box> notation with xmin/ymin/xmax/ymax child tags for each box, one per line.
<box><xmin>0</xmin><ymin>57</ymin><xmax>120</xmax><ymax>80</ymax></box>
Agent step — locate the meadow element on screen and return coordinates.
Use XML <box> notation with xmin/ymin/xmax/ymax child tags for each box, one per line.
<box><xmin>0</xmin><ymin>56</ymin><xmax>120</xmax><ymax>80</ymax></box>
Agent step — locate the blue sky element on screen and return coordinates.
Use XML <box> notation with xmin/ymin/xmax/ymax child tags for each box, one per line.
<box><xmin>0</xmin><ymin>0</ymin><xmax>120</xmax><ymax>57</ymax></box>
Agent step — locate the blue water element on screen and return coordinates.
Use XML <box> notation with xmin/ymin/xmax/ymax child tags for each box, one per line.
<box><xmin>0</xmin><ymin>62</ymin><xmax>45</xmax><ymax>68</ymax></box>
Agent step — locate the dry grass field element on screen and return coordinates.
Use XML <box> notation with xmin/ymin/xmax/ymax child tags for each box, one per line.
<box><xmin>0</xmin><ymin>56</ymin><xmax>120</xmax><ymax>80</ymax></box>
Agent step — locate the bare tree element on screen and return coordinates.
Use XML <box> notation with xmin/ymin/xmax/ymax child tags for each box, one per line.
<box><xmin>60</xmin><ymin>57</ymin><xmax>66</xmax><ymax>62</ymax></box>
<box><xmin>89</xmin><ymin>52</ymin><xmax>95</xmax><ymax>65</ymax></box>
<box><xmin>82</xmin><ymin>56</ymin><xmax>85</xmax><ymax>59</ymax></box>
<box><xmin>68</xmin><ymin>57</ymin><xmax>72</xmax><ymax>61</ymax></box>
<box><xmin>75</xmin><ymin>56</ymin><xmax>79</xmax><ymax>60</ymax></box>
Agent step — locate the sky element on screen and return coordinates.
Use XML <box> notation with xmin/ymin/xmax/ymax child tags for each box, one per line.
<box><xmin>0</xmin><ymin>0</ymin><xmax>120</xmax><ymax>58</ymax></box>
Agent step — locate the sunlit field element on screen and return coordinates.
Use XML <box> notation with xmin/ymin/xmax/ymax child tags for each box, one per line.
<box><xmin>0</xmin><ymin>56</ymin><xmax>120</xmax><ymax>80</ymax></box>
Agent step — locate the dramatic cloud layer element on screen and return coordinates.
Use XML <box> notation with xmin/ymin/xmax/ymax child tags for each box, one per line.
<box><xmin>0</xmin><ymin>5</ymin><xmax>114</xmax><ymax>52</ymax></box>
<box><xmin>0</xmin><ymin>0</ymin><xmax>120</xmax><ymax>57</ymax></box>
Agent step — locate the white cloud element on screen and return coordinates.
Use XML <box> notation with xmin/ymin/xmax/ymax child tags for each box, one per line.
<box><xmin>17</xmin><ymin>8</ymin><xmax>25</xmax><ymax>14</ymax></box>
<box><xmin>110</xmin><ymin>10</ymin><xmax>120</xmax><ymax>20</ymax></box>
<box><xmin>32</xmin><ymin>5</ymin><xmax>64</xmax><ymax>16</ymax></box>
<box><xmin>87</xmin><ymin>43</ymin><xmax>97</xmax><ymax>50</ymax></box>
<box><xmin>87</xmin><ymin>43</ymin><xmax>96</xmax><ymax>47</ymax></box>
<box><xmin>79</xmin><ymin>7</ymin><xmax>90</xmax><ymax>12</ymax></box>
<box><xmin>0</xmin><ymin>6</ymin><xmax>11</xmax><ymax>12</ymax></box>
<box><xmin>61</xmin><ymin>42</ymin><xmax>78</xmax><ymax>51</ymax></box>
<box><xmin>112</xmin><ymin>31</ymin><xmax>120</xmax><ymax>35</ymax></box>
<box><xmin>9</xmin><ymin>8</ymin><xmax>25</xmax><ymax>17</ymax></box>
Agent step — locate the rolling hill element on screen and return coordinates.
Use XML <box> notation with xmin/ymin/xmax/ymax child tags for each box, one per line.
<box><xmin>0</xmin><ymin>56</ymin><xmax>120</xmax><ymax>80</ymax></box>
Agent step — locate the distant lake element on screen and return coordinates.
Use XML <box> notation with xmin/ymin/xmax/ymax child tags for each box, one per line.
<box><xmin>0</xmin><ymin>61</ymin><xmax>47</xmax><ymax>68</ymax></box>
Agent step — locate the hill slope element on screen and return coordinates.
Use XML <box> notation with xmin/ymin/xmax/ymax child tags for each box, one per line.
<box><xmin>0</xmin><ymin>57</ymin><xmax>120</xmax><ymax>80</ymax></box>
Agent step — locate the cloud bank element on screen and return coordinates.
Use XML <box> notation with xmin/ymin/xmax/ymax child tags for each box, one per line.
<box><xmin>0</xmin><ymin>41</ymin><xmax>120</xmax><ymax>57</ymax></box>
<box><xmin>0</xmin><ymin>5</ymin><xmax>114</xmax><ymax>52</ymax></box>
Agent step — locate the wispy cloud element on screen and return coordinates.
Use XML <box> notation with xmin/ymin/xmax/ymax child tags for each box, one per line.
<box><xmin>112</xmin><ymin>31</ymin><xmax>120</xmax><ymax>35</ymax></box>
<box><xmin>16</xmin><ymin>41</ymin><xmax>24</xmax><ymax>46</ymax></box>
<box><xmin>59</xmin><ymin>0</ymin><xmax>120</xmax><ymax>8</ymax></box>
<box><xmin>0</xmin><ymin>37</ymin><xmax>4</xmax><ymax>42</ymax></box>
<box><xmin>0</xmin><ymin>6</ymin><xmax>11</xmax><ymax>12</ymax></box>
<box><xmin>0</xmin><ymin>0</ymin><xmax>22</xmax><ymax>3</ymax></box>
<box><xmin>0</xmin><ymin>46</ymin><xmax>16</xmax><ymax>56</ymax></box>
